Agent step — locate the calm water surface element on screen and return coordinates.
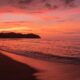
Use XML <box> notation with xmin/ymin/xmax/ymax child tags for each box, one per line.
<box><xmin>0</xmin><ymin>38</ymin><xmax>80</xmax><ymax>57</ymax></box>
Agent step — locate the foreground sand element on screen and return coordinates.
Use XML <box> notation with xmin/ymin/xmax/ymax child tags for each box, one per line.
<box><xmin>0</xmin><ymin>53</ymin><xmax>38</xmax><ymax>80</ymax></box>
<box><xmin>0</xmin><ymin>50</ymin><xmax>80</xmax><ymax>80</ymax></box>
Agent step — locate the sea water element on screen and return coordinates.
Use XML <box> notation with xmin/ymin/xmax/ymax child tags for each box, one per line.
<box><xmin>0</xmin><ymin>37</ymin><xmax>80</xmax><ymax>57</ymax></box>
<box><xmin>0</xmin><ymin>37</ymin><xmax>80</xmax><ymax>80</ymax></box>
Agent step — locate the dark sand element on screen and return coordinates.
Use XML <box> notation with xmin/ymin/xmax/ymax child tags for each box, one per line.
<box><xmin>0</xmin><ymin>53</ymin><xmax>38</xmax><ymax>80</ymax></box>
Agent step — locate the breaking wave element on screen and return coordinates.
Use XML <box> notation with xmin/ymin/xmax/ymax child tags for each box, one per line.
<box><xmin>0</xmin><ymin>46</ymin><xmax>80</xmax><ymax>64</ymax></box>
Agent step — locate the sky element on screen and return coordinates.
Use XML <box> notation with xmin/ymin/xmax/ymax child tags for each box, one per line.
<box><xmin>0</xmin><ymin>0</ymin><xmax>80</xmax><ymax>38</ymax></box>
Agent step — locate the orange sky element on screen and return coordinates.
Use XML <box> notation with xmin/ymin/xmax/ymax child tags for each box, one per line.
<box><xmin>0</xmin><ymin>6</ymin><xmax>80</xmax><ymax>37</ymax></box>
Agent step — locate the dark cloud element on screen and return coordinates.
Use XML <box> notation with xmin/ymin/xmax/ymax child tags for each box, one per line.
<box><xmin>63</xmin><ymin>0</ymin><xmax>75</xmax><ymax>7</ymax></box>
<box><xmin>45</xmin><ymin>3</ymin><xmax>58</xmax><ymax>9</ymax></box>
<box><xmin>64</xmin><ymin>0</ymin><xmax>74</xmax><ymax>4</ymax></box>
<box><xmin>42</xmin><ymin>0</ymin><xmax>46</xmax><ymax>2</ymax></box>
<box><xmin>19</xmin><ymin>0</ymin><xmax>32</xmax><ymax>4</ymax></box>
<box><xmin>0</xmin><ymin>0</ymin><xmax>79</xmax><ymax>10</ymax></box>
<box><xmin>45</xmin><ymin>3</ymin><xmax>51</xmax><ymax>8</ymax></box>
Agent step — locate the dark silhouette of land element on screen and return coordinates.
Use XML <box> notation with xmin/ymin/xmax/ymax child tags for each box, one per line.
<box><xmin>0</xmin><ymin>32</ymin><xmax>41</xmax><ymax>38</ymax></box>
<box><xmin>0</xmin><ymin>53</ymin><xmax>38</xmax><ymax>80</ymax></box>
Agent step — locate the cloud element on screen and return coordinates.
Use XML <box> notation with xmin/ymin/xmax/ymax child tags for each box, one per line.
<box><xmin>64</xmin><ymin>31</ymin><xmax>80</xmax><ymax>34</ymax></box>
<box><xmin>63</xmin><ymin>0</ymin><xmax>74</xmax><ymax>4</ymax></box>
<box><xmin>0</xmin><ymin>13</ymin><xmax>42</xmax><ymax>23</ymax></box>
<box><xmin>19</xmin><ymin>0</ymin><xmax>32</xmax><ymax>4</ymax></box>
<box><xmin>0</xmin><ymin>27</ymin><xmax>26</xmax><ymax>31</ymax></box>
<box><xmin>0</xmin><ymin>0</ymin><xmax>79</xmax><ymax>10</ymax></box>
<box><xmin>0</xmin><ymin>6</ymin><xmax>80</xmax><ymax>25</ymax></box>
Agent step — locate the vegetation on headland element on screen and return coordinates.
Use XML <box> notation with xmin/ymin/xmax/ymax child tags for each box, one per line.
<box><xmin>0</xmin><ymin>32</ymin><xmax>41</xmax><ymax>38</ymax></box>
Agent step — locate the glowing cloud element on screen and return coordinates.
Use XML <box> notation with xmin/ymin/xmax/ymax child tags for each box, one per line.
<box><xmin>0</xmin><ymin>26</ymin><xmax>32</xmax><ymax>32</ymax></box>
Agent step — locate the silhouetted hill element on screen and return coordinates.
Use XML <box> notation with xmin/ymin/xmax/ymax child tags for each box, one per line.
<box><xmin>0</xmin><ymin>32</ymin><xmax>41</xmax><ymax>38</ymax></box>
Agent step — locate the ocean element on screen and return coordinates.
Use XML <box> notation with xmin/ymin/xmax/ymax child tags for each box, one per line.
<box><xmin>0</xmin><ymin>37</ymin><xmax>80</xmax><ymax>80</ymax></box>
<box><xmin>0</xmin><ymin>37</ymin><xmax>80</xmax><ymax>57</ymax></box>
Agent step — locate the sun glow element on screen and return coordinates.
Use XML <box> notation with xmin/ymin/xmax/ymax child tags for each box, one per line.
<box><xmin>0</xmin><ymin>26</ymin><xmax>31</xmax><ymax>32</ymax></box>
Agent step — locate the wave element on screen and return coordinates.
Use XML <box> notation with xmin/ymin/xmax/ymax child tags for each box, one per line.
<box><xmin>0</xmin><ymin>46</ymin><xmax>80</xmax><ymax>64</ymax></box>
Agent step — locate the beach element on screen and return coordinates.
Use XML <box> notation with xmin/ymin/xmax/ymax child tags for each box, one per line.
<box><xmin>0</xmin><ymin>0</ymin><xmax>80</xmax><ymax>80</ymax></box>
<box><xmin>0</xmin><ymin>52</ymin><xmax>38</xmax><ymax>80</ymax></box>
<box><xmin>0</xmin><ymin>50</ymin><xmax>80</xmax><ymax>80</ymax></box>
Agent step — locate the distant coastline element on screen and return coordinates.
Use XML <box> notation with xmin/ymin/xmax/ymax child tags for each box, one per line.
<box><xmin>0</xmin><ymin>32</ymin><xmax>41</xmax><ymax>39</ymax></box>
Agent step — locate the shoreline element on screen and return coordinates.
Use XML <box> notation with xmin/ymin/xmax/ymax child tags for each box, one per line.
<box><xmin>0</xmin><ymin>50</ymin><xmax>80</xmax><ymax>80</ymax></box>
<box><xmin>0</xmin><ymin>52</ymin><xmax>38</xmax><ymax>80</ymax></box>
<box><xmin>0</xmin><ymin>48</ymin><xmax>80</xmax><ymax>64</ymax></box>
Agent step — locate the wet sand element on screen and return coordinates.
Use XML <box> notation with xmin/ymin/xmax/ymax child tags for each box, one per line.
<box><xmin>0</xmin><ymin>50</ymin><xmax>80</xmax><ymax>80</ymax></box>
<box><xmin>0</xmin><ymin>52</ymin><xmax>38</xmax><ymax>80</ymax></box>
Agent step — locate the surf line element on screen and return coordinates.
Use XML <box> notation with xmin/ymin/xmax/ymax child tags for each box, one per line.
<box><xmin>0</xmin><ymin>47</ymin><xmax>80</xmax><ymax>64</ymax></box>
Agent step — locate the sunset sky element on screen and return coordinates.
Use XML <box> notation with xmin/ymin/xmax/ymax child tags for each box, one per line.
<box><xmin>0</xmin><ymin>0</ymin><xmax>80</xmax><ymax>37</ymax></box>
